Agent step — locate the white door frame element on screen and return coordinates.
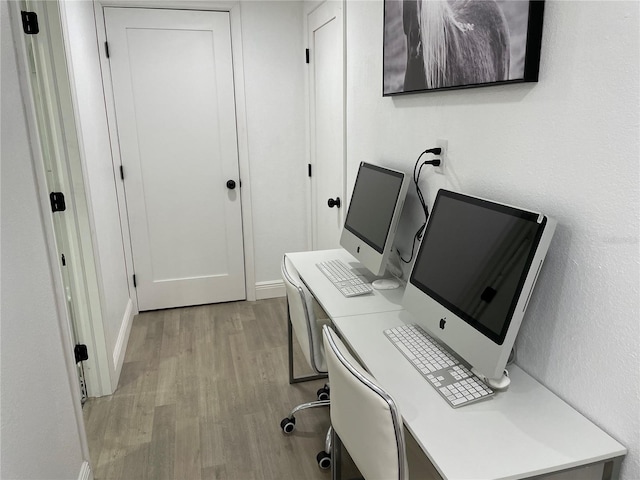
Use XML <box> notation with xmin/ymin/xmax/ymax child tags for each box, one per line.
<box><xmin>11</xmin><ymin>0</ymin><xmax>116</xmax><ymax>398</ymax></box>
<box><xmin>304</xmin><ymin>0</ymin><xmax>347</xmax><ymax>251</ymax></box>
<box><xmin>8</xmin><ymin>0</ymin><xmax>93</xmax><ymax>465</ymax></box>
<box><xmin>93</xmin><ymin>0</ymin><xmax>257</xmax><ymax>301</ymax></box>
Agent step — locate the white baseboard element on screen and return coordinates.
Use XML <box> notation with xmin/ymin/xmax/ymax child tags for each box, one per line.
<box><xmin>78</xmin><ymin>461</ymin><xmax>93</xmax><ymax>480</ymax></box>
<box><xmin>112</xmin><ymin>298</ymin><xmax>135</xmax><ymax>382</ymax></box>
<box><xmin>255</xmin><ymin>280</ymin><xmax>285</xmax><ymax>300</ymax></box>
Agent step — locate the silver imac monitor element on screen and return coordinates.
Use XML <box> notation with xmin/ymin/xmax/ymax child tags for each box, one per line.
<box><xmin>402</xmin><ymin>189</ymin><xmax>556</xmax><ymax>383</ymax></box>
<box><xmin>340</xmin><ymin>162</ymin><xmax>409</xmax><ymax>277</ymax></box>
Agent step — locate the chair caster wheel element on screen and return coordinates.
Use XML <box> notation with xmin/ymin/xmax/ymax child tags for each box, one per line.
<box><xmin>317</xmin><ymin>450</ymin><xmax>331</xmax><ymax>470</ymax></box>
<box><xmin>317</xmin><ymin>385</ymin><xmax>330</xmax><ymax>401</ymax></box>
<box><xmin>280</xmin><ymin>417</ymin><xmax>296</xmax><ymax>434</ymax></box>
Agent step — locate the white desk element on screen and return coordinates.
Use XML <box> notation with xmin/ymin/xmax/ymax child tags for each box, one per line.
<box><xmin>285</xmin><ymin>249</ymin><xmax>404</xmax><ymax>318</ymax></box>
<box><xmin>332</xmin><ymin>310</ymin><xmax>626</xmax><ymax>480</ymax></box>
<box><xmin>285</xmin><ymin>250</ymin><xmax>627</xmax><ymax>480</ymax></box>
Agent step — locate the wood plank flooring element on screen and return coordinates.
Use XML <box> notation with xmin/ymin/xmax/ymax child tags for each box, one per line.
<box><xmin>83</xmin><ymin>298</ymin><xmax>334</xmax><ymax>480</ymax></box>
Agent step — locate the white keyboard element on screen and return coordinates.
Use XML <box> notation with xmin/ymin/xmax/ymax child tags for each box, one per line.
<box><xmin>316</xmin><ymin>259</ymin><xmax>373</xmax><ymax>297</ymax></box>
<box><xmin>384</xmin><ymin>324</ymin><xmax>494</xmax><ymax>408</ymax></box>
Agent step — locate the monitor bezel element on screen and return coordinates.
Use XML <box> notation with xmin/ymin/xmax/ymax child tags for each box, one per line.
<box><xmin>402</xmin><ymin>189</ymin><xmax>557</xmax><ymax>380</ymax></box>
<box><xmin>343</xmin><ymin>162</ymin><xmax>407</xmax><ymax>254</ymax></box>
<box><xmin>340</xmin><ymin>162</ymin><xmax>409</xmax><ymax>277</ymax></box>
<box><xmin>409</xmin><ymin>190</ymin><xmax>547</xmax><ymax>345</ymax></box>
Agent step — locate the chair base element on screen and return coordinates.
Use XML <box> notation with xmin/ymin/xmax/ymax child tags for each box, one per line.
<box><xmin>280</xmin><ymin>398</ymin><xmax>330</xmax><ymax>434</ymax></box>
<box><xmin>317</xmin><ymin>450</ymin><xmax>331</xmax><ymax>470</ymax></box>
<box><xmin>316</xmin><ymin>425</ymin><xmax>333</xmax><ymax>469</ymax></box>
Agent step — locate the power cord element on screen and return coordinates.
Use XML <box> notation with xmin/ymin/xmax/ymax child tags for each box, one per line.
<box><xmin>398</xmin><ymin>147</ymin><xmax>441</xmax><ymax>264</ymax></box>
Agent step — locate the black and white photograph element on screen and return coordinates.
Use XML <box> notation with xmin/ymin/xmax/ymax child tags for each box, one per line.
<box><xmin>383</xmin><ymin>0</ymin><xmax>545</xmax><ymax>95</ymax></box>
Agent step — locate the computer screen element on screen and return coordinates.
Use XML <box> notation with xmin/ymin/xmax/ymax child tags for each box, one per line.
<box><xmin>403</xmin><ymin>189</ymin><xmax>556</xmax><ymax>381</ymax></box>
<box><xmin>340</xmin><ymin>162</ymin><xmax>409</xmax><ymax>277</ymax></box>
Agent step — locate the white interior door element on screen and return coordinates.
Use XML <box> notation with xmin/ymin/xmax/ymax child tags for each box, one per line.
<box><xmin>105</xmin><ymin>8</ymin><xmax>245</xmax><ymax>311</ymax></box>
<box><xmin>308</xmin><ymin>1</ymin><xmax>345</xmax><ymax>250</ymax></box>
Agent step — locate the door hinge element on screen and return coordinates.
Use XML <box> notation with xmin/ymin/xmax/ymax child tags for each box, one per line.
<box><xmin>61</xmin><ymin>253</ymin><xmax>66</xmax><ymax>266</ymax></box>
<box><xmin>21</xmin><ymin>11</ymin><xmax>39</xmax><ymax>35</ymax></box>
<box><xmin>50</xmin><ymin>192</ymin><xmax>66</xmax><ymax>212</ymax></box>
<box><xmin>305</xmin><ymin>48</ymin><xmax>310</xmax><ymax>64</ymax></box>
<box><xmin>105</xmin><ymin>41</ymin><xmax>110</xmax><ymax>58</ymax></box>
<box><xmin>119</xmin><ymin>165</ymin><xmax>124</xmax><ymax>180</ymax></box>
<box><xmin>133</xmin><ymin>274</ymin><xmax>137</xmax><ymax>288</ymax></box>
<box><xmin>308</xmin><ymin>164</ymin><xmax>312</xmax><ymax>177</ymax></box>
<box><xmin>74</xmin><ymin>344</ymin><xmax>89</xmax><ymax>363</ymax></box>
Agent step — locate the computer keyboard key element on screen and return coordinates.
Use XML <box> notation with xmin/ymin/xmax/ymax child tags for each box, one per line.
<box><xmin>384</xmin><ymin>324</ymin><xmax>494</xmax><ymax>408</ymax></box>
<box><xmin>394</xmin><ymin>341</ymin><xmax>416</xmax><ymax>360</ymax></box>
<box><xmin>317</xmin><ymin>259</ymin><xmax>373</xmax><ymax>297</ymax></box>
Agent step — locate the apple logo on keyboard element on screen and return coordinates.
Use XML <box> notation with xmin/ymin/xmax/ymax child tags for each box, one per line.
<box><xmin>439</xmin><ymin>318</ymin><xmax>446</xmax><ymax>329</ymax></box>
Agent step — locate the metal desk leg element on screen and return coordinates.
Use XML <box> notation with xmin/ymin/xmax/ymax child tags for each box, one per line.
<box><xmin>331</xmin><ymin>427</ymin><xmax>342</xmax><ymax>480</ymax></box>
<box><xmin>602</xmin><ymin>457</ymin><xmax>624</xmax><ymax>480</ymax></box>
<box><xmin>287</xmin><ymin>301</ymin><xmax>327</xmax><ymax>384</ymax></box>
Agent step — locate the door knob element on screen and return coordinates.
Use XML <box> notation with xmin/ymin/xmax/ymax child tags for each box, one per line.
<box><xmin>226</xmin><ymin>180</ymin><xmax>236</xmax><ymax>190</ymax></box>
<box><xmin>327</xmin><ymin>197</ymin><xmax>341</xmax><ymax>208</ymax></box>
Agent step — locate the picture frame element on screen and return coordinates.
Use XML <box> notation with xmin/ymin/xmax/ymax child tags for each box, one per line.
<box><xmin>383</xmin><ymin>0</ymin><xmax>545</xmax><ymax>95</ymax></box>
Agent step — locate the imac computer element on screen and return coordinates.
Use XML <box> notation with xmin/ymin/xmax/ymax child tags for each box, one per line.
<box><xmin>340</xmin><ymin>162</ymin><xmax>409</xmax><ymax>279</ymax></box>
<box><xmin>402</xmin><ymin>189</ymin><xmax>557</xmax><ymax>385</ymax></box>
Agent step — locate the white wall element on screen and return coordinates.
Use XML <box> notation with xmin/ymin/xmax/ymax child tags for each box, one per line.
<box><xmin>346</xmin><ymin>1</ymin><xmax>639</xmax><ymax>479</ymax></box>
<box><xmin>241</xmin><ymin>1</ymin><xmax>308</xmax><ymax>284</ymax></box>
<box><xmin>0</xmin><ymin>2</ymin><xmax>89</xmax><ymax>478</ymax></box>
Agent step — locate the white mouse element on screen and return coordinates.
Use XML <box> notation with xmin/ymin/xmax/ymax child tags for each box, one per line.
<box><xmin>372</xmin><ymin>278</ymin><xmax>400</xmax><ymax>290</ymax></box>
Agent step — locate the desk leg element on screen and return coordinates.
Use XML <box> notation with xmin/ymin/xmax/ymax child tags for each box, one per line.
<box><xmin>602</xmin><ymin>457</ymin><xmax>623</xmax><ymax>480</ymax></box>
<box><xmin>287</xmin><ymin>305</ymin><xmax>327</xmax><ymax>384</ymax></box>
<box><xmin>332</xmin><ymin>427</ymin><xmax>342</xmax><ymax>480</ymax></box>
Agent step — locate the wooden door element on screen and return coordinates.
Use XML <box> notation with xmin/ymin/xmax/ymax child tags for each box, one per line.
<box><xmin>105</xmin><ymin>8</ymin><xmax>245</xmax><ymax>311</ymax></box>
<box><xmin>308</xmin><ymin>1</ymin><xmax>345</xmax><ymax>250</ymax></box>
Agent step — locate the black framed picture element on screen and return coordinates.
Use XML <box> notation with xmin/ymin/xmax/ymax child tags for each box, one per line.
<box><xmin>383</xmin><ymin>0</ymin><xmax>545</xmax><ymax>95</ymax></box>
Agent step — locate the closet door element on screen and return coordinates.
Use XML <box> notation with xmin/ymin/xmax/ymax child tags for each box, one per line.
<box><xmin>308</xmin><ymin>1</ymin><xmax>345</xmax><ymax>250</ymax></box>
<box><xmin>105</xmin><ymin>8</ymin><xmax>245</xmax><ymax>310</ymax></box>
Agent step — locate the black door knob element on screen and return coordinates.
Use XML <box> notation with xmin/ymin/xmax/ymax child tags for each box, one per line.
<box><xmin>226</xmin><ymin>180</ymin><xmax>236</xmax><ymax>190</ymax></box>
<box><xmin>327</xmin><ymin>197</ymin><xmax>341</xmax><ymax>208</ymax></box>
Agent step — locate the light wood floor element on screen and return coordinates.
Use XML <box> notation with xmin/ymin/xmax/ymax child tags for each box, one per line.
<box><xmin>83</xmin><ymin>298</ymin><xmax>336</xmax><ymax>480</ymax></box>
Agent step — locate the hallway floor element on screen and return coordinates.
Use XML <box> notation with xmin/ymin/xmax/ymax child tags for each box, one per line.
<box><xmin>83</xmin><ymin>298</ymin><xmax>333</xmax><ymax>479</ymax></box>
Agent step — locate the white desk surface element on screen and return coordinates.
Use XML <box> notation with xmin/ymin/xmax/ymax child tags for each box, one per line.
<box><xmin>332</xmin><ymin>310</ymin><xmax>626</xmax><ymax>480</ymax></box>
<box><xmin>285</xmin><ymin>249</ymin><xmax>405</xmax><ymax>319</ymax></box>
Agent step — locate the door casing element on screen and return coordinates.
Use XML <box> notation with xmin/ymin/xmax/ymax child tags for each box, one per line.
<box><xmin>305</xmin><ymin>0</ymin><xmax>347</xmax><ymax>251</ymax></box>
<box><xmin>8</xmin><ymin>0</ymin><xmax>93</xmax><ymax>463</ymax></box>
<box><xmin>93</xmin><ymin>0</ymin><xmax>257</xmax><ymax>302</ymax></box>
<box><xmin>15</xmin><ymin>0</ymin><xmax>116</xmax><ymax>398</ymax></box>
<box><xmin>103</xmin><ymin>7</ymin><xmax>246</xmax><ymax>310</ymax></box>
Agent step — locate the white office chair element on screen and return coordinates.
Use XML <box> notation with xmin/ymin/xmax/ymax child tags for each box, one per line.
<box><xmin>280</xmin><ymin>255</ymin><xmax>333</xmax><ymax>469</ymax></box>
<box><xmin>323</xmin><ymin>324</ymin><xmax>409</xmax><ymax>480</ymax></box>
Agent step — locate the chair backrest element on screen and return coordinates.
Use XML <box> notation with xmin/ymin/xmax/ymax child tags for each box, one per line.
<box><xmin>281</xmin><ymin>255</ymin><xmax>327</xmax><ymax>373</ymax></box>
<box><xmin>322</xmin><ymin>325</ymin><xmax>408</xmax><ymax>480</ymax></box>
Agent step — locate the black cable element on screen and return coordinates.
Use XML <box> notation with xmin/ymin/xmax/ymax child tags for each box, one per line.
<box><xmin>398</xmin><ymin>147</ymin><xmax>441</xmax><ymax>264</ymax></box>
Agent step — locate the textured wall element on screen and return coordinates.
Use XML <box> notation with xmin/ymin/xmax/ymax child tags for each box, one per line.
<box><xmin>345</xmin><ymin>1</ymin><xmax>639</xmax><ymax>478</ymax></box>
<box><xmin>241</xmin><ymin>1</ymin><xmax>308</xmax><ymax>283</ymax></box>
